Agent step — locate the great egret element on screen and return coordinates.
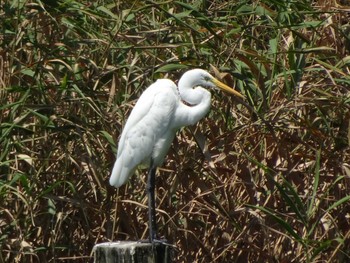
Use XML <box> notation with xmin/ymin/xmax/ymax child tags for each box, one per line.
<box><xmin>110</xmin><ymin>68</ymin><xmax>243</xmax><ymax>242</ymax></box>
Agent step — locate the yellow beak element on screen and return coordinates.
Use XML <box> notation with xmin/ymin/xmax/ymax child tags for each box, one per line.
<box><xmin>211</xmin><ymin>78</ymin><xmax>244</xmax><ymax>99</ymax></box>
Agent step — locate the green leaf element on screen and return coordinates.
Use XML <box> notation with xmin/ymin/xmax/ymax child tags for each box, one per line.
<box><xmin>327</xmin><ymin>195</ymin><xmax>350</xmax><ymax>212</ymax></box>
<box><xmin>100</xmin><ymin>131</ymin><xmax>117</xmax><ymax>152</ymax></box>
<box><xmin>97</xmin><ymin>6</ymin><xmax>119</xmax><ymax>19</ymax></box>
<box><xmin>247</xmin><ymin>204</ymin><xmax>304</xmax><ymax>244</ymax></box>
<box><xmin>307</xmin><ymin>150</ymin><xmax>321</xmax><ymax>218</ymax></box>
<box><xmin>155</xmin><ymin>64</ymin><xmax>189</xmax><ymax>73</ymax></box>
<box><xmin>276</xmin><ymin>176</ymin><xmax>307</xmax><ymax>226</ymax></box>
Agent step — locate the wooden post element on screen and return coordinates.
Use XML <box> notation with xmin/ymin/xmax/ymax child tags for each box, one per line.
<box><xmin>93</xmin><ymin>241</ymin><xmax>172</xmax><ymax>263</ymax></box>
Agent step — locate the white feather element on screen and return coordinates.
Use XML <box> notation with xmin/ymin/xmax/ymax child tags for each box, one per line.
<box><xmin>109</xmin><ymin>69</ymin><xmax>243</xmax><ymax>187</ymax></box>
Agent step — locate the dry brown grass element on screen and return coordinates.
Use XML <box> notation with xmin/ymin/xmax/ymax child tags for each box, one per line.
<box><xmin>1</xmin><ymin>0</ymin><xmax>350</xmax><ymax>262</ymax></box>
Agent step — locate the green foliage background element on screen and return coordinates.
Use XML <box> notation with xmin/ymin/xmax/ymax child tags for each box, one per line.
<box><xmin>1</xmin><ymin>0</ymin><xmax>350</xmax><ymax>262</ymax></box>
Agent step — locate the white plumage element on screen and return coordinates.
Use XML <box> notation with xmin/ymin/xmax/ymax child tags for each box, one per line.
<box><xmin>110</xmin><ymin>68</ymin><xmax>243</xmax><ymax>188</ymax></box>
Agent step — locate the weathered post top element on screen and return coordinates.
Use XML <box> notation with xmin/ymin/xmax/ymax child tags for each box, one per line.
<box><xmin>93</xmin><ymin>241</ymin><xmax>172</xmax><ymax>263</ymax></box>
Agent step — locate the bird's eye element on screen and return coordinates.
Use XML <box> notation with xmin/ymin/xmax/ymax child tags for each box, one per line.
<box><xmin>203</xmin><ymin>76</ymin><xmax>211</xmax><ymax>82</ymax></box>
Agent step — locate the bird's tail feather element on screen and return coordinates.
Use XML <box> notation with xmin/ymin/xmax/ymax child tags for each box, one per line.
<box><xmin>109</xmin><ymin>157</ymin><xmax>132</xmax><ymax>188</ymax></box>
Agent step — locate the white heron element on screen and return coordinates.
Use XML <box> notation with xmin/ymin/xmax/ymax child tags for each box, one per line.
<box><xmin>110</xmin><ymin>68</ymin><xmax>243</xmax><ymax>242</ymax></box>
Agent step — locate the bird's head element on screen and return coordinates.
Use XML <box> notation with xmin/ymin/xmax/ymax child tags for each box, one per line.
<box><xmin>180</xmin><ymin>69</ymin><xmax>244</xmax><ymax>99</ymax></box>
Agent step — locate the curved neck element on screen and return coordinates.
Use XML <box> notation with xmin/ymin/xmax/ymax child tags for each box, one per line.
<box><xmin>178</xmin><ymin>76</ymin><xmax>197</xmax><ymax>105</ymax></box>
<box><xmin>175</xmin><ymin>79</ymin><xmax>211</xmax><ymax>127</ymax></box>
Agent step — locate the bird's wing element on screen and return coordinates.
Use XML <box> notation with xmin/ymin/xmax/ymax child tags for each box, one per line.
<box><xmin>110</xmin><ymin>79</ymin><xmax>178</xmax><ymax>187</ymax></box>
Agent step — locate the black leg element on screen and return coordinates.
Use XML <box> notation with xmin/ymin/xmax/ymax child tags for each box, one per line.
<box><xmin>147</xmin><ymin>162</ymin><xmax>157</xmax><ymax>242</ymax></box>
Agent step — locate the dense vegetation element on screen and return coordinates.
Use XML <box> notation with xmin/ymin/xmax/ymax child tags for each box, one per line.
<box><xmin>1</xmin><ymin>0</ymin><xmax>350</xmax><ymax>262</ymax></box>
